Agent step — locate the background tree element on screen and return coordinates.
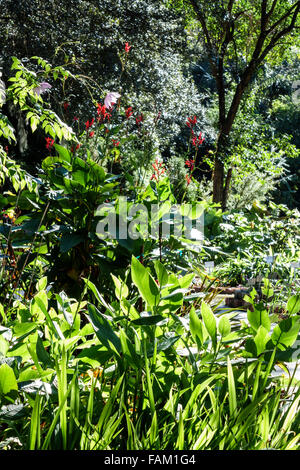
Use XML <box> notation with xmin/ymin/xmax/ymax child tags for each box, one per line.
<box><xmin>0</xmin><ymin>0</ymin><xmax>207</xmax><ymax>160</ymax></box>
<box><xmin>173</xmin><ymin>0</ymin><xmax>300</xmax><ymax>209</ymax></box>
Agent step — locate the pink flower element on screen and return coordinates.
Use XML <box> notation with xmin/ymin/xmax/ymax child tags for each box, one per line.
<box><xmin>33</xmin><ymin>82</ymin><xmax>52</xmax><ymax>96</ymax></box>
<box><xmin>104</xmin><ymin>92</ymin><xmax>121</xmax><ymax>110</ymax></box>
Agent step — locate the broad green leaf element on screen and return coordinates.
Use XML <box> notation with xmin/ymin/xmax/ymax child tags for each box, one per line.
<box><xmin>120</xmin><ymin>299</ymin><xmax>140</xmax><ymax>321</ymax></box>
<box><xmin>201</xmin><ymin>301</ymin><xmax>216</xmax><ymax>346</ymax></box>
<box><xmin>119</xmin><ymin>329</ymin><xmax>139</xmax><ymax>368</ymax></box>
<box><xmin>154</xmin><ymin>260</ymin><xmax>169</xmax><ymax>288</ymax></box>
<box><xmin>83</xmin><ymin>278</ymin><xmax>115</xmax><ymax>315</ymax></box>
<box><xmin>111</xmin><ymin>274</ymin><xmax>129</xmax><ymax>300</ymax></box>
<box><xmin>131</xmin><ymin>256</ymin><xmax>160</xmax><ymax>309</ymax></box>
<box><xmin>13</xmin><ymin>322</ymin><xmax>38</xmax><ymax>339</ymax></box>
<box><xmin>271</xmin><ymin>317</ymin><xmax>300</xmax><ymax>350</ymax></box>
<box><xmin>132</xmin><ymin>315</ymin><xmax>165</xmax><ymax>326</ymax></box>
<box><xmin>31</xmin><ymin>290</ymin><xmax>48</xmax><ymax>321</ymax></box>
<box><xmin>0</xmin><ymin>363</ymin><xmax>18</xmax><ymax>396</ymax></box>
<box><xmin>254</xmin><ymin>326</ymin><xmax>270</xmax><ymax>356</ymax></box>
<box><xmin>287</xmin><ymin>295</ymin><xmax>300</xmax><ymax>315</ymax></box>
<box><xmin>189</xmin><ymin>306</ymin><xmax>203</xmax><ymax>346</ymax></box>
<box><xmin>54</xmin><ymin>144</ymin><xmax>71</xmax><ymax>163</ymax></box>
<box><xmin>247</xmin><ymin>305</ymin><xmax>271</xmax><ymax>333</ymax></box>
<box><xmin>35</xmin><ymin>336</ymin><xmax>53</xmax><ymax>367</ymax></box>
<box><xmin>177</xmin><ymin>272</ymin><xmax>194</xmax><ymax>289</ymax></box>
<box><xmin>60</xmin><ymin>233</ymin><xmax>84</xmax><ymax>253</ymax></box>
<box><xmin>218</xmin><ymin>315</ymin><xmax>231</xmax><ymax>338</ymax></box>
<box><xmin>0</xmin><ymin>335</ymin><xmax>9</xmax><ymax>356</ymax></box>
<box><xmin>87</xmin><ymin>304</ymin><xmax>121</xmax><ymax>352</ymax></box>
<box><xmin>36</xmin><ymin>276</ymin><xmax>48</xmax><ymax>292</ymax></box>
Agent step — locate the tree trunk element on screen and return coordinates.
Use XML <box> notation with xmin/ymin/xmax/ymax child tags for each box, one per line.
<box><xmin>212</xmin><ymin>78</ymin><xmax>251</xmax><ymax>209</ymax></box>
<box><xmin>212</xmin><ymin>154</ymin><xmax>224</xmax><ymax>205</ymax></box>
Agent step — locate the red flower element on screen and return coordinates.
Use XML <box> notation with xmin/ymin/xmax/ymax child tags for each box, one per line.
<box><xmin>85</xmin><ymin>118</ymin><xmax>95</xmax><ymax>130</ymax></box>
<box><xmin>125</xmin><ymin>42</ymin><xmax>131</xmax><ymax>53</ymax></box>
<box><xmin>185</xmin><ymin>174</ymin><xmax>192</xmax><ymax>185</ymax></box>
<box><xmin>136</xmin><ymin>114</ymin><xmax>144</xmax><ymax>126</ymax></box>
<box><xmin>45</xmin><ymin>137</ymin><xmax>54</xmax><ymax>150</ymax></box>
<box><xmin>125</xmin><ymin>106</ymin><xmax>133</xmax><ymax>119</ymax></box>
<box><xmin>191</xmin><ymin>132</ymin><xmax>205</xmax><ymax>149</ymax></box>
<box><xmin>112</xmin><ymin>139</ymin><xmax>120</xmax><ymax>147</ymax></box>
<box><xmin>151</xmin><ymin>159</ymin><xmax>165</xmax><ymax>182</ymax></box>
<box><xmin>63</xmin><ymin>102</ymin><xmax>69</xmax><ymax>112</ymax></box>
<box><xmin>97</xmin><ymin>103</ymin><xmax>111</xmax><ymax>122</ymax></box>
<box><xmin>185</xmin><ymin>159</ymin><xmax>195</xmax><ymax>171</ymax></box>
<box><xmin>71</xmin><ymin>144</ymin><xmax>81</xmax><ymax>152</ymax></box>
<box><xmin>89</xmin><ymin>131</ymin><xmax>95</xmax><ymax>138</ymax></box>
<box><xmin>73</xmin><ymin>116</ymin><xmax>79</xmax><ymax>121</ymax></box>
<box><xmin>186</xmin><ymin>115</ymin><xmax>197</xmax><ymax>128</ymax></box>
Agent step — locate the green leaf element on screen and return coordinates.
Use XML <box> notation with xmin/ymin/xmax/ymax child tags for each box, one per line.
<box><xmin>227</xmin><ymin>356</ymin><xmax>237</xmax><ymax>418</ymax></box>
<box><xmin>131</xmin><ymin>256</ymin><xmax>160</xmax><ymax>309</ymax></box>
<box><xmin>54</xmin><ymin>144</ymin><xmax>71</xmax><ymax>163</ymax></box>
<box><xmin>111</xmin><ymin>274</ymin><xmax>129</xmax><ymax>300</ymax></box>
<box><xmin>189</xmin><ymin>306</ymin><xmax>203</xmax><ymax>346</ymax></box>
<box><xmin>254</xmin><ymin>326</ymin><xmax>270</xmax><ymax>356</ymax></box>
<box><xmin>36</xmin><ymin>336</ymin><xmax>53</xmax><ymax>368</ymax></box>
<box><xmin>218</xmin><ymin>315</ymin><xmax>231</xmax><ymax>338</ymax></box>
<box><xmin>83</xmin><ymin>278</ymin><xmax>115</xmax><ymax>316</ymax></box>
<box><xmin>177</xmin><ymin>273</ymin><xmax>194</xmax><ymax>289</ymax></box>
<box><xmin>201</xmin><ymin>301</ymin><xmax>216</xmax><ymax>346</ymax></box>
<box><xmin>271</xmin><ymin>318</ymin><xmax>300</xmax><ymax>351</ymax></box>
<box><xmin>13</xmin><ymin>322</ymin><xmax>38</xmax><ymax>339</ymax></box>
<box><xmin>132</xmin><ymin>315</ymin><xmax>165</xmax><ymax>326</ymax></box>
<box><xmin>60</xmin><ymin>233</ymin><xmax>84</xmax><ymax>253</ymax></box>
<box><xmin>0</xmin><ymin>364</ymin><xmax>18</xmax><ymax>396</ymax></box>
<box><xmin>247</xmin><ymin>305</ymin><xmax>271</xmax><ymax>333</ymax></box>
<box><xmin>87</xmin><ymin>304</ymin><xmax>121</xmax><ymax>353</ymax></box>
<box><xmin>154</xmin><ymin>260</ymin><xmax>169</xmax><ymax>288</ymax></box>
<box><xmin>119</xmin><ymin>329</ymin><xmax>139</xmax><ymax>368</ymax></box>
<box><xmin>287</xmin><ymin>295</ymin><xmax>300</xmax><ymax>315</ymax></box>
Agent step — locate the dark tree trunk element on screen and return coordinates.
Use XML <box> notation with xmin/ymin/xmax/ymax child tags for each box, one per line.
<box><xmin>213</xmin><ymin>77</ymin><xmax>252</xmax><ymax>210</ymax></box>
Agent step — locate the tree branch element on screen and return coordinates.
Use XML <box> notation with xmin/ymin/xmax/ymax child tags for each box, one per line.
<box><xmin>188</xmin><ymin>0</ymin><xmax>214</xmax><ymax>53</ymax></box>
<box><xmin>259</xmin><ymin>3</ymin><xmax>300</xmax><ymax>63</ymax></box>
<box><xmin>267</xmin><ymin>0</ymin><xmax>279</xmax><ymax>20</ymax></box>
<box><xmin>188</xmin><ymin>0</ymin><xmax>218</xmax><ymax>77</ymax></box>
<box><xmin>266</xmin><ymin>1</ymin><xmax>300</xmax><ymax>35</ymax></box>
<box><xmin>227</xmin><ymin>0</ymin><xmax>235</xmax><ymax>14</ymax></box>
